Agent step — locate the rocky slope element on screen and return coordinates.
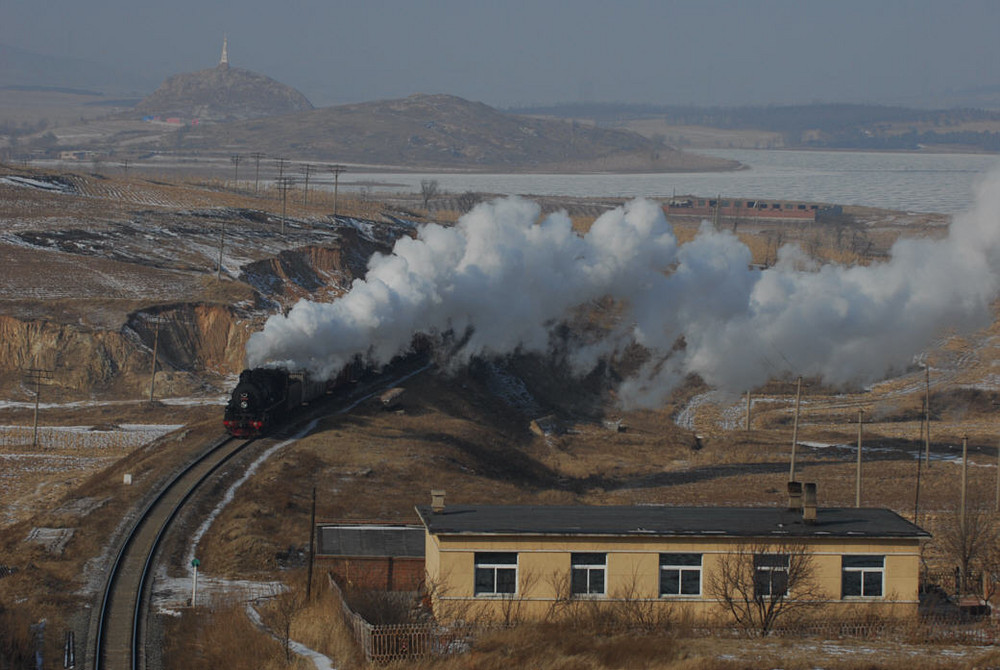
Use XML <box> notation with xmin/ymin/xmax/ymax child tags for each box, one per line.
<box><xmin>133</xmin><ymin>64</ymin><xmax>313</xmax><ymax>122</ymax></box>
<box><xmin>182</xmin><ymin>93</ymin><xmax>738</xmax><ymax>171</ymax></box>
<box><xmin>0</xmin><ymin>166</ymin><xmax>413</xmax><ymax>400</ymax></box>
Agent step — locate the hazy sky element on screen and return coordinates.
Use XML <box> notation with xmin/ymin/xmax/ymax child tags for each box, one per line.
<box><xmin>4</xmin><ymin>0</ymin><xmax>999</xmax><ymax>108</ymax></box>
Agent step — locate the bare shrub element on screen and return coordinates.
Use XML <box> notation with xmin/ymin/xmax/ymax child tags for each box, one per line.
<box><xmin>343</xmin><ymin>586</ymin><xmax>422</xmax><ymax>625</ymax></box>
<box><xmin>706</xmin><ymin>540</ymin><xmax>825</xmax><ymax>636</ymax></box>
<box><xmin>0</xmin><ymin>605</ymin><xmax>33</xmax><ymax>669</ymax></box>
<box><xmin>162</xmin><ymin>600</ymin><xmax>292</xmax><ymax>670</ymax></box>
<box><xmin>935</xmin><ymin>502</ymin><xmax>998</xmax><ymax>594</ymax></box>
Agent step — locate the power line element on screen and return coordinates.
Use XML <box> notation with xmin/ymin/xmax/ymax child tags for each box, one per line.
<box><xmin>329</xmin><ymin>164</ymin><xmax>346</xmax><ymax>219</ymax></box>
<box><xmin>231</xmin><ymin>153</ymin><xmax>242</xmax><ymax>188</ymax></box>
<box><xmin>276</xmin><ymin>176</ymin><xmax>295</xmax><ymax>235</ymax></box>
<box><xmin>300</xmin><ymin>163</ymin><xmax>314</xmax><ymax>206</ymax></box>
<box><xmin>145</xmin><ymin>315</ymin><xmax>167</xmax><ymax>403</ymax></box>
<box><xmin>24</xmin><ymin>367</ymin><xmax>53</xmax><ymax>447</ymax></box>
<box><xmin>250</xmin><ymin>152</ymin><xmax>266</xmax><ymax>194</ymax></box>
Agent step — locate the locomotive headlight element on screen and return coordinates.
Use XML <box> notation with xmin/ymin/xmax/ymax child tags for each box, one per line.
<box><xmin>240</xmin><ymin>401</ymin><xmax>248</xmax><ymax>409</ymax></box>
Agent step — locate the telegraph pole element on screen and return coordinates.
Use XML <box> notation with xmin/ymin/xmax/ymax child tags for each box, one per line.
<box><xmin>995</xmin><ymin>438</ymin><xmax>1000</xmax><ymax>513</ymax></box>
<box><xmin>307</xmin><ymin>486</ymin><xmax>316</xmax><ymax>601</ymax></box>
<box><xmin>330</xmin><ymin>165</ymin><xmax>346</xmax><ymax>219</ymax></box>
<box><xmin>789</xmin><ymin>376</ymin><xmax>802</xmax><ymax>482</ymax></box>
<box><xmin>251</xmin><ymin>152</ymin><xmax>265</xmax><ymax>194</ymax></box>
<box><xmin>960</xmin><ymin>435</ymin><xmax>969</xmax><ymax>537</ymax></box>
<box><xmin>274</xmin><ymin>157</ymin><xmax>290</xmax><ymax>192</ymax></box>
<box><xmin>924</xmin><ymin>365</ymin><xmax>932</xmax><ymax>467</ymax></box>
<box><xmin>277</xmin><ymin>176</ymin><xmax>294</xmax><ymax>234</ymax></box>
<box><xmin>855</xmin><ymin>409</ymin><xmax>864</xmax><ymax>508</ymax></box>
<box><xmin>217</xmin><ymin>218</ymin><xmax>226</xmax><ymax>280</ymax></box>
<box><xmin>146</xmin><ymin>315</ymin><xmax>166</xmax><ymax>403</ymax></box>
<box><xmin>300</xmin><ymin>163</ymin><xmax>313</xmax><ymax>206</ymax></box>
<box><xmin>231</xmin><ymin>153</ymin><xmax>241</xmax><ymax>188</ymax></box>
<box><xmin>745</xmin><ymin>391</ymin><xmax>751</xmax><ymax>432</ymax></box>
<box><xmin>24</xmin><ymin>367</ymin><xmax>53</xmax><ymax>447</ymax></box>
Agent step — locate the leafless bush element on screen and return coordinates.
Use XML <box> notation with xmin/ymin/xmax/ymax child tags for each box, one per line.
<box><xmin>706</xmin><ymin>540</ymin><xmax>825</xmax><ymax>636</ymax></box>
<box><xmin>343</xmin><ymin>586</ymin><xmax>422</xmax><ymax>625</ymax></box>
<box><xmin>0</xmin><ymin>605</ymin><xmax>33</xmax><ymax>670</ymax></box>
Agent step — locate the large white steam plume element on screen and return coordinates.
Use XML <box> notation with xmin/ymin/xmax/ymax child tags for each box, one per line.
<box><xmin>246</xmin><ymin>172</ymin><xmax>1000</xmax><ymax>408</ymax></box>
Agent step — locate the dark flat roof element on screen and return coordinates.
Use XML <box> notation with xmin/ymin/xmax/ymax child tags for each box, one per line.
<box><xmin>415</xmin><ymin>505</ymin><xmax>929</xmax><ymax>540</ymax></box>
<box><xmin>317</xmin><ymin>524</ymin><xmax>425</xmax><ymax>557</ymax></box>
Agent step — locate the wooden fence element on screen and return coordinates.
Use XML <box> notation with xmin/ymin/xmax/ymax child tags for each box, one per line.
<box><xmin>328</xmin><ymin>574</ymin><xmax>998</xmax><ymax>662</ymax></box>
<box><xmin>328</xmin><ymin>575</ymin><xmax>474</xmax><ymax>663</ymax></box>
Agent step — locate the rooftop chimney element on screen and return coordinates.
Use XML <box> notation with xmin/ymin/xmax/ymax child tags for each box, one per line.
<box><xmin>431</xmin><ymin>489</ymin><xmax>446</xmax><ymax>513</ymax></box>
<box><xmin>787</xmin><ymin>481</ymin><xmax>803</xmax><ymax>512</ymax></box>
<box><xmin>803</xmin><ymin>482</ymin><xmax>817</xmax><ymax>524</ymax></box>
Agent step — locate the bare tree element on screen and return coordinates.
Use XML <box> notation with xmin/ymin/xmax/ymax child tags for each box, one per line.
<box><xmin>706</xmin><ymin>540</ymin><xmax>825</xmax><ymax>636</ymax></box>
<box><xmin>265</xmin><ymin>587</ymin><xmax>304</xmax><ymax>663</ymax></box>
<box><xmin>937</xmin><ymin>503</ymin><xmax>998</xmax><ymax>595</ymax></box>
<box><xmin>455</xmin><ymin>191</ymin><xmax>481</xmax><ymax>213</ymax></box>
<box><xmin>420</xmin><ymin>179</ymin><xmax>439</xmax><ymax>210</ymax></box>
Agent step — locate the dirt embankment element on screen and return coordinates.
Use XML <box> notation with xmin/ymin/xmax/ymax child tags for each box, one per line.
<box><xmin>0</xmin><ymin>303</ymin><xmax>250</xmax><ymax>399</ymax></box>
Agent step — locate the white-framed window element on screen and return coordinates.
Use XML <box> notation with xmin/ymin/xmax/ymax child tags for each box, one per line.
<box><xmin>659</xmin><ymin>553</ymin><xmax>702</xmax><ymax>596</ymax></box>
<box><xmin>842</xmin><ymin>555</ymin><xmax>884</xmax><ymax>598</ymax></box>
<box><xmin>753</xmin><ymin>553</ymin><xmax>790</xmax><ymax>597</ymax></box>
<box><xmin>571</xmin><ymin>552</ymin><xmax>606</xmax><ymax>596</ymax></box>
<box><xmin>474</xmin><ymin>552</ymin><xmax>517</xmax><ymax>596</ymax></box>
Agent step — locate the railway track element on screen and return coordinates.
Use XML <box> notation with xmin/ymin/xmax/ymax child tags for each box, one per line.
<box><xmin>90</xmin><ymin>435</ymin><xmax>253</xmax><ymax>670</ymax></box>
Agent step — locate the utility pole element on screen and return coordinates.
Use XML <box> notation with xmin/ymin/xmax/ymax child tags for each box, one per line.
<box><xmin>745</xmin><ymin>391</ymin><xmax>751</xmax><ymax>432</ymax></box>
<box><xmin>251</xmin><ymin>152</ymin><xmax>265</xmax><ymax>194</ymax></box>
<box><xmin>995</xmin><ymin>439</ymin><xmax>1000</xmax><ymax>513</ymax></box>
<box><xmin>24</xmin><ymin>367</ymin><xmax>53</xmax><ymax>447</ymax></box>
<box><xmin>231</xmin><ymin>153</ymin><xmax>241</xmax><ymax>188</ymax></box>
<box><xmin>924</xmin><ymin>365</ymin><xmax>932</xmax><ymax>467</ymax></box>
<box><xmin>306</xmin><ymin>486</ymin><xmax>316</xmax><ymax>601</ymax></box>
<box><xmin>300</xmin><ymin>163</ymin><xmax>313</xmax><ymax>206</ymax></box>
<box><xmin>146</xmin><ymin>315</ymin><xmax>166</xmax><ymax>403</ymax></box>
<box><xmin>914</xmin><ymin>400</ymin><xmax>925</xmax><ymax>524</ymax></box>
<box><xmin>274</xmin><ymin>157</ymin><xmax>290</xmax><ymax>194</ymax></box>
<box><xmin>856</xmin><ymin>409</ymin><xmax>864</xmax><ymax>508</ymax></box>
<box><xmin>277</xmin><ymin>176</ymin><xmax>294</xmax><ymax>234</ymax></box>
<box><xmin>789</xmin><ymin>376</ymin><xmax>802</xmax><ymax>482</ymax></box>
<box><xmin>119</xmin><ymin>158</ymin><xmax>130</xmax><ymax>176</ymax></box>
<box><xmin>330</xmin><ymin>165</ymin><xmax>345</xmax><ymax>219</ymax></box>
<box><xmin>217</xmin><ymin>218</ymin><xmax>226</xmax><ymax>280</ymax></box>
<box><xmin>960</xmin><ymin>435</ymin><xmax>969</xmax><ymax>538</ymax></box>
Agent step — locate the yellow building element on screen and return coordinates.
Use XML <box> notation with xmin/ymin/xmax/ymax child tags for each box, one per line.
<box><xmin>416</xmin><ymin>487</ymin><xmax>929</xmax><ymax>626</ymax></box>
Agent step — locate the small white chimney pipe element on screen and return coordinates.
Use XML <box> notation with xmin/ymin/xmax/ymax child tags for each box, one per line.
<box><xmin>431</xmin><ymin>490</ymin><xmax>446</xmax><ymax>513</ymax></box>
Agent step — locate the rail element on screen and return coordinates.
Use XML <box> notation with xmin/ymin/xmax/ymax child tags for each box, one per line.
<box><xmin>92</xmin><ymin>435</ymin><xmax>252</xmax><ymax>670</ymax></box>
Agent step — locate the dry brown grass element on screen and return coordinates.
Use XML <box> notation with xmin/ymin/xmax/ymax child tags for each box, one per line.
<box><xmin>387</xmin><ymin>618</ymin><xmax>999</xmax><ymax>670</ymax></box>
<box><xmin>1</xmin><ymin>167</ymin><xmax>996</xmax><ymax>668</ymax></box>
<box><xmin>162</xmin><ymin>598</ymin><xmax>313</xmax><ymax>670</ymax></box>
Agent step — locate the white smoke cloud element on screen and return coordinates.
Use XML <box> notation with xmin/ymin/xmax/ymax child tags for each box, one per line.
<box><xmin>246</xmin><ymin>172</ymin><xmax>1000</xmax><ymax>408</ymax></box>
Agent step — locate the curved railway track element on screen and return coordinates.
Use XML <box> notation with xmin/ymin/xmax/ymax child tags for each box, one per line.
<box><xmin>91</xmin><ymin>435</ymin><xmax>253</xmax><ymax>670</ymax></box>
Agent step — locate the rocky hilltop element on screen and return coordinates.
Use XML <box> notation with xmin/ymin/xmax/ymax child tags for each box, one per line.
<box><xmin>133</xmin><ymin>63</ymin><xmax>313</xmax><ymax>122</ymax></box>
<box><xmin>186</xmin><ymin>93</ymin><xmax>737</xmax><ymax>171</ymax></box>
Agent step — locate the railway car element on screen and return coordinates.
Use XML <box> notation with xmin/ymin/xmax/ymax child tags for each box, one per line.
<box><xmin>223</xmin><ymin>367</ymin><xmax>328</xmax><ymax>437</ymax></box>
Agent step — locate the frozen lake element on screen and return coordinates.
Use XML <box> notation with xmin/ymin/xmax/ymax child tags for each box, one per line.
<box><xmin>338</xmin><ymin>149</ymin><xmax>1000</xmax><ymax>215</ymax></box>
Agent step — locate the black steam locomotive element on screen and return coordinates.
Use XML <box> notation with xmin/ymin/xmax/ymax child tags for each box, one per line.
<box><xmin>223</xmin><ymin>367</ymin><xmax>330</xmax><ymax>437</ymax></box>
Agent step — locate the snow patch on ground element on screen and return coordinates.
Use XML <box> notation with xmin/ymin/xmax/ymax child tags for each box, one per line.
<box><xmin>246</xmin><ymin>604</ymin><xmax>337</xmax><ymax>670</ymax></box>
<box><xmin>184</xmin><ymin>420</ymin><xmax>320</xmax><ymax>573</ymax></box>
<box><xmin>0</xmin><ymin>175</ymin><xmax>74</xmax><ymax>193</ymax></box>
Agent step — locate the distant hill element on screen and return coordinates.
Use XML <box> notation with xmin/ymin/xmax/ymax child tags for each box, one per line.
<box><xmin>0</xmin><ymin>43</ymin><xmax>157</xmax><ymax>97</ymax></box>
<box><xmin>133</xmin><ymin>64</ymin><xmax>313</xmax><ymax>122</ymax></box>
<box><xmin>181</xmin><ymin>93</ymin><xmax>737</xmax><ymax>172</ymax></box>
<box><xmin>514</xmin><ymin>102</ymin><xmax>1000</xmax><ymax>153</ymax></box>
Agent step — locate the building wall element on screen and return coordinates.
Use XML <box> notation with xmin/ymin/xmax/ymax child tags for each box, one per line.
<box><xmin>425</xmin><ymin>534</ymin><xmax>921</xmax><ymax>623</ymax></box>
<box><xmin>321</xmin><ymin>556</ymin><xmax>425</xmax><ymax>591</ymax></box>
